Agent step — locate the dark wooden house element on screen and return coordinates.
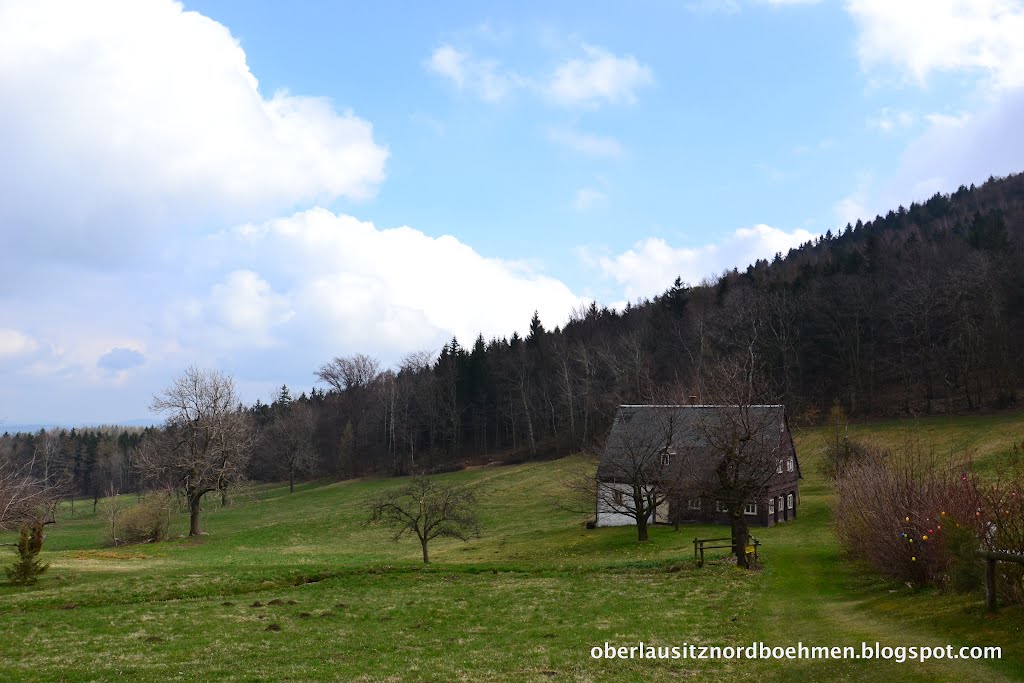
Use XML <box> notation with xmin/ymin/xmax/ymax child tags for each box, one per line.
<box><xmin>595</xmin><ymin>404</ymin><xmax>801</xmax><ymax>528</ymax></box>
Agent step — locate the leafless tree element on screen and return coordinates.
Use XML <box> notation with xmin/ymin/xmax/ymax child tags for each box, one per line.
<box><xmin>315</xmin><ymin>353</ymin><xmax>382</xmax><ymax>392</ymax></box>
<box><xmin>690</xmin><ymin>355</ymin><xmax>783</xmax><ymax>568</ymax></box>
<box><xmin>136</xmin><ymin>367</ymin><xmax>254</xmax><ymax>536</ymax></box>
<box><xmin>0</xmin><ymin>442</ymin><xmax>60</xmax><ymax>531</ymax></box>
<box><xmin>367</xmin><ymin>474</ymin><xmax>481</xmax><ymax>564</ymax></box>
<box><xmin>267</xmin><ymin>402</ymin><xmax>318</xmax><ymax>493</ymax></box>
<box><xmin>592</xmin><ymin>407</ymin><xmax>687</xmax><ymax>542</ymax></box>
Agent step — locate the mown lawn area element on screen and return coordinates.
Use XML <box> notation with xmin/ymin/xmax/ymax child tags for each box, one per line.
<box><xmin>1</xmin><ymin>411</ymin><xmax>1022</xmax><ymax>681</ymax></box>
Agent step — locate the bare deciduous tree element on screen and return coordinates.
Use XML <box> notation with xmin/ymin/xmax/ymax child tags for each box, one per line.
<box><xmin>136</xmin><ymin>367</ymin><xmax>254</xmax><ymax>536</ymax></box>
<box><xmin>367</xmin><ymin>475</ymin><xmax>481</xmax><ymax>564</ymax></box>
<box><xmin>315</xmin><ymin>354</ymin><xmax>382</xmax><ymax>393</ymax></box>
<box><xmin>0</xmin><ymin>443</ymin><xmax>59</xmax><ymax>531</ymax></box>
<box><xmin>592</xmin><ymin>407</ymin><xmax>687</xmax><ymax>542</ymax></box>
<box><xmin>267</xmin><ymin>402</ymin><xmax>318</xmax><ymax>493</ymax></box>
<box><xmin>691</xmin><ymin>356</ymin><xmax>783</xmax><ymax>569</ymax></box>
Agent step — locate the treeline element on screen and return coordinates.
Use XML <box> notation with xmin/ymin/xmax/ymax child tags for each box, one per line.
<box><xmin>5</xmin><ymin>172</ymin><xmax>1024</xmax><ymax>491</ymax></box>
<box><xmin>0</xmin><ymin>427</ymin><xmax>150</xmax><ymax>513</ymax></box>
<box><xmin>278</xmin><ymin>173</ymin><xmax>1024</xmax><ymax>479</ymax></box>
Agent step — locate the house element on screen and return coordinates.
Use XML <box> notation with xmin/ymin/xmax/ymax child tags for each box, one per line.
<box><xmin>595</xmin><ymin>404</ymin><xmax>801</xmax><ymax>528</ymax></box>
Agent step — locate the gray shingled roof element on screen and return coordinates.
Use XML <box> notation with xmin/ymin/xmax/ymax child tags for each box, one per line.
<box><xmin>596</xmin><ymin>404</ymin><xmax>791</xmax><ymax>482</ymax></box>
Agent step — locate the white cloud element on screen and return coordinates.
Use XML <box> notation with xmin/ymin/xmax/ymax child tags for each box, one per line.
<box><xmin>427</xmin><ymin>45</ymin><xmax>468</xmax><ymax>88</ymax></box>
<box><xmin>923</xmin><ymin>112</ymin><xmax>970</xmax><ymax>128</ymax></box>
<box><xmin>546</xmin><ymin>127</ymin><xmax>625</xmax><ymax>157</ymax></box>
<box><xmin>425</xmin><ymin>44</ymin><xmax>524</xmax><ymax>102</ymax></box>
<box><xmin>205</xmin><ymin>270</ymin><xmax>294</xmax><ymax>345</ymax></box>
<box><xmin>882</xmin><ymin>88</ymin><xmax>1024</xmax><ymax>206</ymax></box>
<box><xmin>833</xmin><ymin>172</ymin><xmax>874</xmax><ymax>227</ymax></box>
<box><xmin>546</xmin><ymin>45</ymin><xmax>654</xmax><ymax>107</ymax></box>
<box><xmin>426</xmin><ymin>42</ymin><xmax>654</xmax><ymax>108</ymax></box>
<box><xmin>593</xmin><ymin>224</ymin><xmax>815</xmax><ymax>301</ymax></box>
<box><xmin>573</xmin><ymin>188</ymin><xmax>609</xmax><ymax>212</ymax></box>
<box><xmin>0</xmin><ymin>0</ymin><xmax>388</xmax><ymax>265</ymax></box>
<box><xmin>0</xmin><ymin>330</ymin><xmax>37</xmax><ymax>357</ymax></box>
<box><xmin>867</xmin><ymin>107</ymin><xmax>916</xmax><ymax>132</ymax></box>
<box><xmin>199</xmin><ymin>209</ymin><xmax>587</xmax><ymax>355</ymax></box>
<box><xmin>847</xmin><ymin>0</ymin><xmax>1024</xmax><ymax>90</ymax></box>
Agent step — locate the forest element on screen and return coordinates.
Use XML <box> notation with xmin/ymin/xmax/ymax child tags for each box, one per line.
<box><xmin>3</xmin><ymin>171</ymin><xmax>1023</xmax><ymax>495</ymax></box>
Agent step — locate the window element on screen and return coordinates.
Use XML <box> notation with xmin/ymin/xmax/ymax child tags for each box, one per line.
<box><xmin>768</xmin><ymin>498</ymin><xmax>775</xmax><ymax>515</ymax></box>
<box><xmin>787</xmin><ymin>493</ymin><xmax>794</xmax><ymax>510</ymax></box>
<box><xmin>715</xmin><ymin>500</ymin><xmax>727</xmax><ymax>513</ymax></box>
<box><xmin>744</xmin><ymin>502</ymin><xmax>757</xmax><ymax>515</ymax></box>
<box><xmin>786</xmin><ymin>456</ymin><xmax>794</xmax><ymax>473</ymax></box>
<box><xmin>613</xmin><ymin>489</ymin><xmax>624</xmax><ymax>506</ymax></box>
<box><xmin>687</xmin><ymin>498</ymin><xmax>701</xmax><ymax>511</ymax></box>
<box><xmin>661</xmin><ymin>447</ymin><xmax>676</xmax><ymax>467</ymax></box>
<box><xmin>776</xmin><ymin>460</ymin><xmax>783</xmax><ymax>474</ymax></box>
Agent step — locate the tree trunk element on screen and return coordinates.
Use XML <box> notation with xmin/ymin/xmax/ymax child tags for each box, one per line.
<box><xmin>421</xmin><ymin>538</ymin><xmax>429</xmax><ymax>564</ymax></box>
<box><xmin>636</xmin><ymin>510</ymin><xmax>649</xmax><ymax>542</ymax></box>
<box><xmin>189</xmin><ymin>494</ymin><xmax>203</xmax><ymax>536</ymax></box>
<box><xmin>731</xmin><ymin>510</ymin><xmax>750</xmax><ymax>569</ymax></box>
<box><xmin>289</xmin><ymin>469</ymin><xmax>295</xmax><ymax>494</ymax></box>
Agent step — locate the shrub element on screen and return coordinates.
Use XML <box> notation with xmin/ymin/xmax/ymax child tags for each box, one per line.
<box><xmin>833</xmin><ymin>437</ymin><xmax>980</xmax><ymax>587</ymax></box>
<box><xmin>114</xmin><ymin>494</ymin><xmax>171</xmax><ymax>545</ymax></box>
<box><xmin>5</xmin><ymin>521</ymin><xmax>49</xmax><ymax>585</ymax></box>
<box><xmin>976</xmin><ymin>457</ymin><xmax>1024</xmax><ymax>604</ymax></box>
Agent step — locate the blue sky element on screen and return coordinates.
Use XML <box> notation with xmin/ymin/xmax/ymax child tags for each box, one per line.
<box><xmin>2</xmin><ymin>0</ymin><xmax>1023</xmax><ymax>425</ymax></box>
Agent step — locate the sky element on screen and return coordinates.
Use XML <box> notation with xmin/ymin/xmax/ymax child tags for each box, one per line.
<box><xmin>2</xmin><ymin>0</ymin><xmax>1024</xmax><ymax>426</ymax></box>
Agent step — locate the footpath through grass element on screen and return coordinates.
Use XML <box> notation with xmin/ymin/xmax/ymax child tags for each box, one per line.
<box><xmin>1</xmin><ymin>411</ymin><xmax>1022</xmax><ymax>681</ymax></box>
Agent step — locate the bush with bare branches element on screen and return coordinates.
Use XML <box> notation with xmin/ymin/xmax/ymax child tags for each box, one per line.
<box><xmin>114</xmin><ymin>493</ymin><xmax>172</xmax><ymax>545</ymax></box>
<box><xmin>833</xmin><ymin>438</ymin><xmax>981</xmax><ymax>587</ymax></box>
<box><xmin>976</xmin><ymin>458</ymin><xmax>1024</xmax><ymax>603</ymax></box>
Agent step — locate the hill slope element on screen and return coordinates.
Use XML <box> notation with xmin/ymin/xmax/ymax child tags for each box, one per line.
<box><xmin>1</xmin><ymin>412</ymin><xmax>1023</xmax><ymax>681</ymax></box>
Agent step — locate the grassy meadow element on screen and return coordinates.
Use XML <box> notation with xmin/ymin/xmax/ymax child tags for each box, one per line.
<box><xmin>1</xmin><ymin>412</ymin><xmax>1023</xmax><ymax>681</ymax></box>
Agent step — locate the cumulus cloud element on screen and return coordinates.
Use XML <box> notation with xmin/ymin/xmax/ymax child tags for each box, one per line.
<box><xmin>592</xmin><ymin>224</ymin><xmax>815</xmax><ymax>301</ymax></box>
<box><xmin>0</xmin><ymin>0</ymin><xmax>388</xmax><ymax>265</ymax></box>
<box><xmin>545</xmin><ymin>45</ymin><xmax>654</xmax><ymax>107</ymax></box>
<box><xmin>847</xmin><ymin>0</ymin><xmax>1024</xmax><ymax>90</ymax></box>
<box><xmin>97</xmin><ymin>348</ymin><xmax>145</xmax><ymax>371</ymax></box>
<box><xmin>201</xmin><ymin>270</ymin><xmax>295</xmax><ymax>347</ymax></box>
<box><xmin>207</xmin><ymin>209</ymin><xmax>586</xmax><ymax>354</ymax></box>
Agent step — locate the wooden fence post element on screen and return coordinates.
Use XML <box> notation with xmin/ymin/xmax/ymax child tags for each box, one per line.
<box><xmin>985</xmin><ymin>556</ymin><xmax>997</xmax><ymax>612</ymax></box>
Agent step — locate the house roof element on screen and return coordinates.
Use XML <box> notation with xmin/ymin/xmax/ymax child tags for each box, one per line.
<box><xmin>596</xmin><ymin>404</ymin><xmax>796</xmax><ymax>482</ymax></box>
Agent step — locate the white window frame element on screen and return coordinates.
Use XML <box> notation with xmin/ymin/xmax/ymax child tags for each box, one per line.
<box><xmin>715</xmin><ymin>500</ymin><xmax>727</xmax><ymax>513</ymax></box>
<box><xmin>776</xmin><ymin>460</ymin><xmax>783</xmax><ymax>474</ymax></box>
<box><xmin>768</xmin><ymin>497</ymin><xmax>775</xmax><ymax>515</ymax></box>
<box><xmin>786</xmin><ymin>456</ymin><xmax>795</xmax><ymax>473</ymax></box>
<box><xmin>744</xmin><ymin>502</ymin><xmax>757</xmax><ymax>515</ymax></box>
<box><xmin>687</xmin><ymin>498</ymin><xmax>701</xmax><ymax>511</ymax></box>
<box><xmin>787</xmin><ymin>493</ymin><xmax>794</xmax><ymax>510</ymax></box>
<box><xmin>613</xmin><ymin>489</ymin><xmax>624</xmax><ymax>506</ymax></box>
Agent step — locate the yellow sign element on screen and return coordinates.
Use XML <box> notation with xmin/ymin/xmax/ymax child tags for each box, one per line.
<box><xmin>745</xmin><ymin>545</ymin><xmax>755</xmax><ymax>554</ymax></box>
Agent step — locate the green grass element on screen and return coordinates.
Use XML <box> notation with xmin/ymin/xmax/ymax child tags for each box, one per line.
<box><xmin>1</xmin><ymin>411</ymin><xmax>1023</xmax><ymax>681</ymax></box>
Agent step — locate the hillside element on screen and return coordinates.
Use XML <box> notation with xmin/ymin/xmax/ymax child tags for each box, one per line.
<box><xmin>1</xmin><ymin>412</ymin><xmax>1022</xmax><ymax>681</ymax></box>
